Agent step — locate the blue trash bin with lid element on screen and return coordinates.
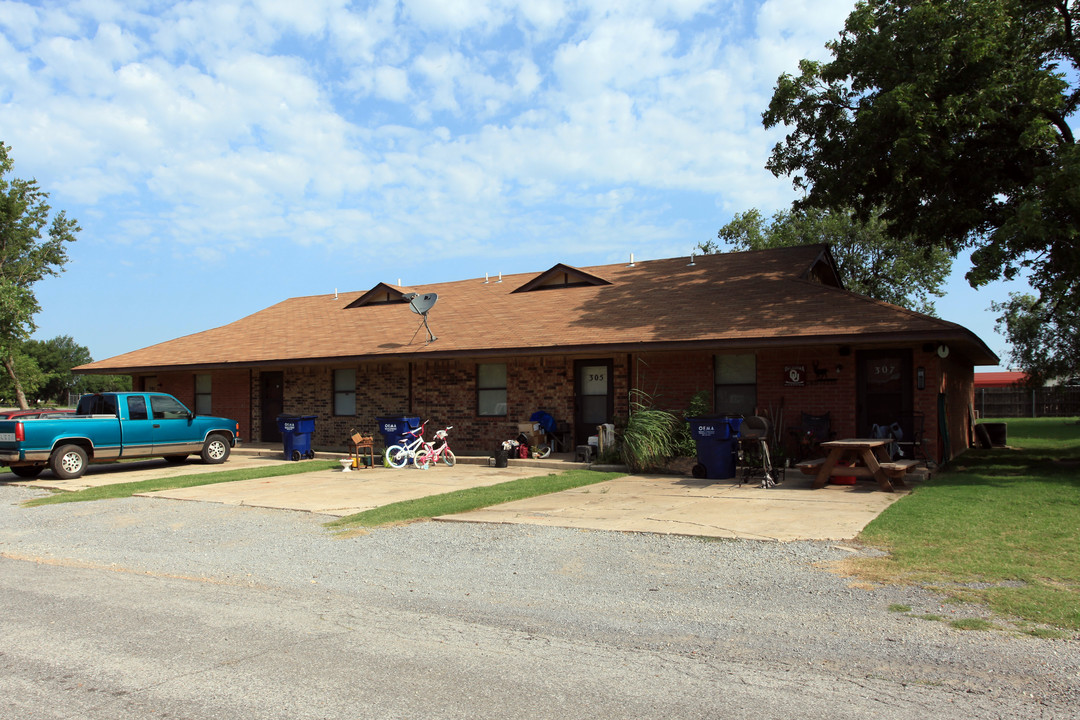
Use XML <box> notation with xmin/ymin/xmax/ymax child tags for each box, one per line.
<box><xmin>375</xmin><ymin>416</ymin><xmax>422</xmax><ymax>449</ymax></box>
<box><xmin>686</xmin><ymin>416</ymin><xmax>743</xmax><ymax>479</ymax></box>
<box><xmin>277</xmin><ymin>414</ymin><xmax>317</xmax><ymax>461</ymax></box>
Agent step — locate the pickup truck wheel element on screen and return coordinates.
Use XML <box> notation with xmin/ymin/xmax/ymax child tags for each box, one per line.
<box><xmin>9</xmin><ymin>465</ymin><xmax>44</xmax><ymax>479</ymax></box>
<box><xmin>50</xmin><ymin>444</ymin><xmax>88</xmax><ymax>480</ymax></box>
<box><xmin>201</xmin><ymin>434</ymin><xmax>231</xmax><ymax>464</ymax></box>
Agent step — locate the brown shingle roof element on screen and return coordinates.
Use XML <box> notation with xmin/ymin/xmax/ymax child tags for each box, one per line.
<box><xmin>77</xmin><ymin>246</ymin><xmax>998</xmax><ymax>373</ymax></box>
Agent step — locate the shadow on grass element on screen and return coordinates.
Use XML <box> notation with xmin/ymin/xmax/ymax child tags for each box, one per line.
<box><xmin>929</xmin><ymin>446</ymin><xmax>1080</xmax><ymax>490</ymax></box>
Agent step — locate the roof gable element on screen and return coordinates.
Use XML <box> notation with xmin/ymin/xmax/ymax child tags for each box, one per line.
<box><xmin>512</xmin><ymin>263</ymin><xmax>612</xmax><ymax>293</ymax></box>
<box><xmin>345</xmin><ymin>282</ymin><xmax>412</xmax><ymax>308</ymax></box>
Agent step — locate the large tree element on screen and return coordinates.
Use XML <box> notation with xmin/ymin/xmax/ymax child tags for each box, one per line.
<box><xmin>701</xmin><ymin>207</ymin><xmax>953</xmax><ymax>315</ymax></box>
<box><xmin>763</xmin><ymin>0</ymin><xmax>1079</xmax><ymax>381</ymax></box>
<box><xmin>0</xmin><ymin>142</ymin><xmax>79</xmax><ymax>408</ymax></box>
<box><xmin>21</xmin><ymin>335</ymin><xmax>92</xmax><ymax>405</ymax></box>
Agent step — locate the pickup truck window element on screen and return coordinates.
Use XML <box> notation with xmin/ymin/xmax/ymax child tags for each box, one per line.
<box><xmin>151</xmin><ymin>395</ymin><xmax>191</xmax><ymax>420</ymax></box>
<box><xmin>78</xmin><ymin>394</ymin><xmax>118</xmax><ymax>416</ymax></box>
<box><xmin>127</xmin><ymin>396</ymin><xmax>149</xmax><ymax>421</ymax></box>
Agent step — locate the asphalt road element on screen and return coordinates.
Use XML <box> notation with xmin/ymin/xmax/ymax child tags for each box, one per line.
<box><xmin>1</xmin><ymin>484</ymin><xmax>1076</xmax><ymax>720</ymax></box>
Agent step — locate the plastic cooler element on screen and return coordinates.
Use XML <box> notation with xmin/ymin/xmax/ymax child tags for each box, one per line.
<box><xmin>687</xmin><ymin>416</ymin><xmax>743</xmax><ymax>479</ymax></box>
<box><xmin>276</xmin><ymin>414</ymin><xmax>317</xmax><ymax>461</ymax></box>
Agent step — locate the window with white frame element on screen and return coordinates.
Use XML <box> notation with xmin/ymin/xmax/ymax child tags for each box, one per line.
<box><xmin>194</xmin><ymin>374</ymin><xmax>212</xmax><ymax>415</ymax></box>
<box><xmin>334</xmin><ymin>369</ymin><xmax>356</xmax><ymax>416</ymax></box>
<box><xmin>715</xmin><ymin>354</ymin><xmax>756</xmax><ymax>416</ymax></box>
<box><xmin>477</xmin><ymin>363</ymin><xmax>507</xmax><ymax>416</ymax></box>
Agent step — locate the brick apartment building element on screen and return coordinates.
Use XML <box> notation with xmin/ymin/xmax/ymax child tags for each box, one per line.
<box><xmin>75</xmin><ymin>246</ymin><xmax>998</xmax><ymax>463</ymax></box>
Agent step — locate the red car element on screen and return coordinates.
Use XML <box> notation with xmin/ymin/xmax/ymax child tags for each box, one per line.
<box><xmin>0</xmin><ymin>408</ymin><xmax>75</xmax><ymax>420</ymax></box>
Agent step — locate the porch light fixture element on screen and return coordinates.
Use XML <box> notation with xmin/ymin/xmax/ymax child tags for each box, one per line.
<box><xmin>917</xmin><ymin>366</ymin><xmax>926</xmax><ymax>390</ymax></box>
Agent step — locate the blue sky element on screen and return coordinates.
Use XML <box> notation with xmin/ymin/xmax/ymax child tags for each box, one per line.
<box><xmin>2</xmin><ymin>0</ymin><xmax>1033</xmax><ymax>369</ymax></box>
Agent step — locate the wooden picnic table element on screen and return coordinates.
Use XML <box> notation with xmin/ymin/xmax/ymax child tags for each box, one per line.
<box><xmin>797</xmin><ymin>438</ymin><xmax>918</xmax><ymax>492</ymax></box>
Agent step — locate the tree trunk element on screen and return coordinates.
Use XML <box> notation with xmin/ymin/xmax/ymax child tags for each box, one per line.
<box><xmin>2</xmin><ymin>354</ymin><xmax>29</xmax><ymax>410</ymax></box>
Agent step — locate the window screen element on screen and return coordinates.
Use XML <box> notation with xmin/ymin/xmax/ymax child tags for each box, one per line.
<box><xmin>477</xmin><ymin>364</ymin><xmax>507</xmax><ymax>416</ymax></box>
<box><xmin>715</xmin><ymin>354</ymin><xmax>756</xmax><ymax>416</ymax></box>
<box><xmin>334</xmin><ymin>369</ymin><xmax>356</xmax><ymax>416</ymax></box>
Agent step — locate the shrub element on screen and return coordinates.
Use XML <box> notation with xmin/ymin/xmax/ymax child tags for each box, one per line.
<box><xmin>620</xmin><ymin>390</ymin><xmax>679</xmax><ymax>472</ymax></box>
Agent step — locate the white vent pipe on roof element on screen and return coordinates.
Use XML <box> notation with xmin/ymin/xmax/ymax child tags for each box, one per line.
<box><xmin>628</xmin><ymin>253</ymin><xmax>635</xmax><ymax>267</ymax></box>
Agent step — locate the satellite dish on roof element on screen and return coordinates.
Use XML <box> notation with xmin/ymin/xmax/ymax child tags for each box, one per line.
<box><xmin>405</xmin><ymin>292</ymin><xmax>438</xmax><ymax>315</ymax></box>
<box><xmin>402</xmin><ymin>292</ymin><xmax>438</xmax><ymax>343</ymax></box>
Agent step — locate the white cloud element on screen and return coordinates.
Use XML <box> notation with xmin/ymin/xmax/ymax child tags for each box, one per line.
<box><xmin>374</xmin><ymin>65</ymin><xmax>411</xmax><ymax>102</ymax></box>
<box><xmin>1</xmin><ymin>0</ymin><xmax>862</xmax><ymax>276</ymax></box>
<box><xmin>553</xmin><ymin>17</ymin><xmax>678</xmax><ymax>95</ymax></box>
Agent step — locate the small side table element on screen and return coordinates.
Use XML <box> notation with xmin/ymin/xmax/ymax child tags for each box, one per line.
<box><xmin>350</xmin><ymin>433</ymin><xmax>375</xmax><ymax>470</ymax></box>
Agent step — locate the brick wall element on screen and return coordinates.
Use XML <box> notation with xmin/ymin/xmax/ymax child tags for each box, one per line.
<box><xmin>130</xmin><ymin>343</ymin><xmax>975</xmax><ymax>463</ymax></box>
<box><xmin>628</xmin><ymin>351</ymin><xmax>713</xmax><ymax>413</ymax></box>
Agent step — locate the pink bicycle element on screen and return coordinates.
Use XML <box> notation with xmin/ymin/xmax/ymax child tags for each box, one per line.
<box><xmin>413</xmin><ymin>426</ymin><xmax>455</xmax><ymax>468</ymax></box>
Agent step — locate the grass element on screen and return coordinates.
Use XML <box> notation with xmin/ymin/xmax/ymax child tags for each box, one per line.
<box><xmin>326</xmin><ymin>469</ymin><xmax>625</xmax><ymax>530</ymax></box>
<box><xmin>851</xmin><ymin>416</ymin><xmax>1080</xmax><ymax>632</ymax></box>
<box><xmin>21</xmin><ymin>460</ymin><xmax>341</xmax><ymax>506</ymax></box>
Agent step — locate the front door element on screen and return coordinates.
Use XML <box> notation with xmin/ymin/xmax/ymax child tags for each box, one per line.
<box><xmin>260</xmin><ymin>372</ymin><xmax>284</xmax><ymax>443</ymax></box>
<box><xmin>574</xmin><ymin>360</ymin><xmax>613</xmax><ymax>447</ymax></box>
<box><xmin>856</xmin><ymin>349</ymin><xmax>913</xmax><ymax>439</ymax></box>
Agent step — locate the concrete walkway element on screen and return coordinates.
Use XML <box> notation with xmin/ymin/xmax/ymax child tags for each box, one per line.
<box><xmin>2</xmin><ymin>446</ymin><xmax>917</xmax><ymax>541</ymax></box>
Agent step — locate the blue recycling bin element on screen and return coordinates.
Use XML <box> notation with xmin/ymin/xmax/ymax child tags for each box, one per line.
<box><xmin>687</xmin><ymin>416</ymin><xmax>743</xmax><ymax>479</ymax></box>
<box><xmin>375</xmin><ymin>416</ymin><xmax>422</xmax><ymax>448</ymax></box>
<box><xmin>277</xmin><ymin>414</ymin><xmax>317</xmax><ymax>461</ymax></box>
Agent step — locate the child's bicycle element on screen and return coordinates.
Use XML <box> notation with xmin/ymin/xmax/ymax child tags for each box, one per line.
<box><xmin>413</xmin><ymin>426</ymin><xmax>456</xmax><ymax>468</ymax></box>
<box><xmin>385</xmin><ymin>420</ymin><xmax>430</xmax><ymax>468</ymax></box>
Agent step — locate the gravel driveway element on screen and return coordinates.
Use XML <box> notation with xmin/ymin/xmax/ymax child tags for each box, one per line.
<box><xmin>1</xmin><ymin>484</ymin><xmax>1076</xmax><ymax>719</ymax></box>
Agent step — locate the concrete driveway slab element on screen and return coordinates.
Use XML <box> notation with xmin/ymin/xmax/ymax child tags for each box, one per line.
<box><xmin>437</xmin><ymin>474</ymin><xmax>911</xmax><ymax>541</ymax></box>
<box><xmin>4</xmin><ymin>443</ymin><xmax>914</xmax><ymax>540</ymax></box>
<box><xmin>139</xmin><ymin>464</ymin><xmax>554</xmax><ymax>517</ymax></box>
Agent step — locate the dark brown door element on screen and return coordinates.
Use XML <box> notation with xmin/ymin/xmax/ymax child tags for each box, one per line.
<box><xmin>260</xmin><ymin>372</ymin><xmax>284</xmax><ymax>442</ymax></box>
<box><xmin>856</xmin><ymin>350</ymin><xmax>913</xmax><ymax>438</ymax></box>
<box><xmin>574</xmin><ymin>359</ymin><xmax>614</xmax><ymax>447</ymax></box>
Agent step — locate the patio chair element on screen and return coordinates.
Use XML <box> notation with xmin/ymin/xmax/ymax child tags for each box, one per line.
<box><xmin>790</xmin><ymin>411</ymin><xmax>834</xmax><ymax>460</ymax></box>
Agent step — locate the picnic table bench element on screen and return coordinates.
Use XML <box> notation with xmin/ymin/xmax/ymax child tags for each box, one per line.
<box><xmin>796</xmin><ymin>438</ymin><xmax>919</xmax><ymax>492</ymax></box>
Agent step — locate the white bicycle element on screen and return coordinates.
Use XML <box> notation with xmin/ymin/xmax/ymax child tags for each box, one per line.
<box><xmin>384</xmin><ymin>420</ymin><xmax>429</xmax><ymax>469</ymax></box>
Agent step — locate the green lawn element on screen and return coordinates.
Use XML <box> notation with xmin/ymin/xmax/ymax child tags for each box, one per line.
<box><xmin>855</xmin><ymin>417</ymin><xmax>1080</xmax><ymax>632</ymax></box>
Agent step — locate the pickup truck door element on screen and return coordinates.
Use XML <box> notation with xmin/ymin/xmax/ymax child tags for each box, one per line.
<box><xmin>122</xmin><ymin>395</ymin><xmax>155</xmax><ymax>457</ymax></box>
<box><xmin>149</xmin><ymin>395</ymin><xmax>201</xmax><ymax>455</ymax></box>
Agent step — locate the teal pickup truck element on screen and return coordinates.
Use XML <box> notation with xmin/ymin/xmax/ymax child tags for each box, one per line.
<box><xmin>0</xmin><ymin>392</ymin><xmax>240</xmax><ymax>480</ymax></box>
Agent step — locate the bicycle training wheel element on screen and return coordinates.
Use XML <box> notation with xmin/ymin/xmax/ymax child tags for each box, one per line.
<box><xmin>385</xmin><ymin>445</ymin><xmax>409</xmax><ymax>469</ymax></box>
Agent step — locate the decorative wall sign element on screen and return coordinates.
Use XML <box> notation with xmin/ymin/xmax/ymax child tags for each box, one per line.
<box><xmin>784</xmin><ymin>365</ymin><xmax>806</xmax><ymax>386</ymax></box>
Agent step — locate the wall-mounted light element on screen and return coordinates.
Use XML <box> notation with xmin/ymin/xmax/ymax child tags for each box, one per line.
<box><xmin>917</xmin><ymin>366</ymin><xmax>926</xmax><ymax>390</ymax></box>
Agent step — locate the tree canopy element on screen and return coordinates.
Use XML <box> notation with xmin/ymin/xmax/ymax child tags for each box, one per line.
<box><xmin>763</xmin><ymin>0</ymin><xmax>1079</xmax><ymax>380</ymax></box>
<box><xmin>701</xmin><ymin>207</ymin><xmax>953</xmax><ymax>315</ymax></box>
<box><xmin>0</xmin><ymin>142</ymin><xmax>79</xmax><ymax>407</ymax></box>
